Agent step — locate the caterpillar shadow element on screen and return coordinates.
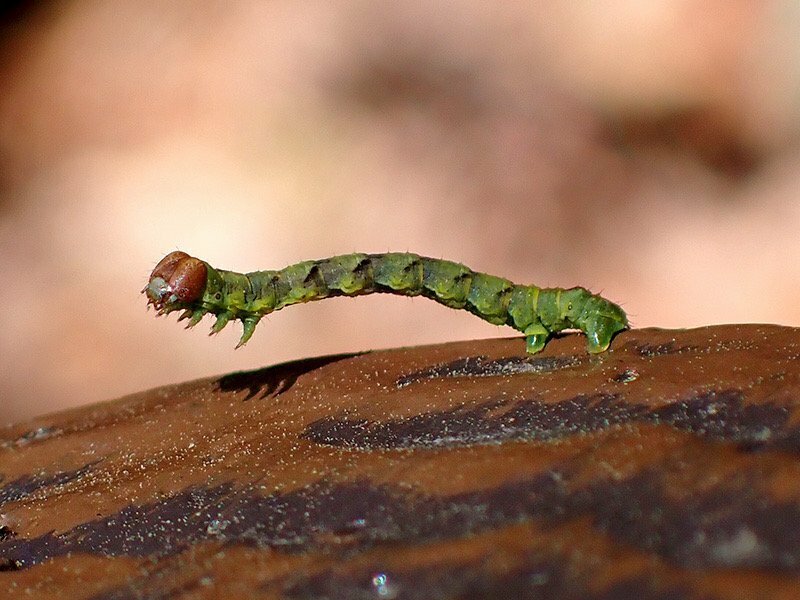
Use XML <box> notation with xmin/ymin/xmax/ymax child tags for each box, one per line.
<box><xmin>216</xmin><ymin>353</ymin><xmax>358</xmax><ymax>401</ymax></box>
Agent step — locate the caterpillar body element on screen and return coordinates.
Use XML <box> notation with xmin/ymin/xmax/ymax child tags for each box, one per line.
<box><xmin>143</xmin><ymin>251</ymin><xmax>628</xmax><ymax>354</ymax></box>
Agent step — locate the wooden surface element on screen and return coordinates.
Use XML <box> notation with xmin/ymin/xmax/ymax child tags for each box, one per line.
<box><xmin>2</xmin><ymin>325</ymin><xmax>800</xmax><ymax>599</ymax></box>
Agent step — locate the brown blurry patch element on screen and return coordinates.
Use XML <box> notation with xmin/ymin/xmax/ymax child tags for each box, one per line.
<box><xmin>604</xmin><ymin>106</ymin><xmax>762</xmax><ymax>181</ymax></box>
<box><xmin>341</xmin><ymin>49</ymin><xmax>481</xmax><ymax>125</ymax></box>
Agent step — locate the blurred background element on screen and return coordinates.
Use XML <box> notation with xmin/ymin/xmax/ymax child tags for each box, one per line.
<box><xmin>1</xmin><ymin>1</ymin><xmax>799</xmax><ymax>423</ymax></box>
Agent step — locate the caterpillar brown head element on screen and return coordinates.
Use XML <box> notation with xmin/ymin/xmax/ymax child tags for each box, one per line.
<box><xmin>143</xmin><ymin>251</ymin><xmax>208</xmax><ymax>313</ymax></box>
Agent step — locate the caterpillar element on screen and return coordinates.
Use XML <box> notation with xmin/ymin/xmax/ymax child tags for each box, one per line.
<box><xmin>143</xmin><ymin>251</ymin><xmax>628</xmax><ymax>354</ymax></box>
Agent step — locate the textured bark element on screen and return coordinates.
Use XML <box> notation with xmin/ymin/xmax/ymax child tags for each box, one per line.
<box><xmin>2</xmin><ymin>325</ymin><xmax>800</xmax><ymax>599</ymax></box>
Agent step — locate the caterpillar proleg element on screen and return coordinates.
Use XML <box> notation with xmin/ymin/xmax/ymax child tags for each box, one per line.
<box><xmin>143</xmin><ymin>251</ymin><xmax>628</xmax><ymax>354</ymax></box>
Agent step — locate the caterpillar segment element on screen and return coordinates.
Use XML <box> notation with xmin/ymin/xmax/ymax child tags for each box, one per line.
<box><xmin>143</xmin><ymin>251</ymin><xmax>628</xmax><ymax>354</ymax></box>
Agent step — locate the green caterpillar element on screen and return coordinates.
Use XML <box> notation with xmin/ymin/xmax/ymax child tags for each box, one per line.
<box><xmin>143</xmin><ymin>251</ymin><xmax>628</xmax><ymax>354</ymax></box>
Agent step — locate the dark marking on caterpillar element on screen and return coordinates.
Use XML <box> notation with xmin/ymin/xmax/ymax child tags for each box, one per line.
<box><xmin>395</xmin><ymin>354</ymin><xmax>583</xmax><ymax>387</ymax></box>
<box><xmin>144</xmin><ymin>251</ymin><xmax>628</xmax><ymax>353</ymax></box>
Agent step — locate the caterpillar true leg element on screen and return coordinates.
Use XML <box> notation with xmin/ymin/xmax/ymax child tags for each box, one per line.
<box><xmin>143</xmin><ymin>251</ymin><xmax>628</xmax><ymax>354</ymax></box>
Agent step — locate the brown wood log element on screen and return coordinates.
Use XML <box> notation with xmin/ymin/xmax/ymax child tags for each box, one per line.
<box><xmin>2</xmin><ymin>325</ymin><xmax>800</xmax><ymax>599</ymax></box>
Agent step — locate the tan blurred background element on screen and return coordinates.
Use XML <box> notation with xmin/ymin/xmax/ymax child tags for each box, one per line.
<box><xmin>1</xmin><ymin>1</ymin><xmax>799</xmax><ymax>423</ymax></box>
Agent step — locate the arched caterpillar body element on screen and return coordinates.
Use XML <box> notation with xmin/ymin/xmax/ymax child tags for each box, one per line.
<box><xmin>143</xmin><ymin>251</ymin><xmax>628</xmax><ymax>354</ymax></box>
